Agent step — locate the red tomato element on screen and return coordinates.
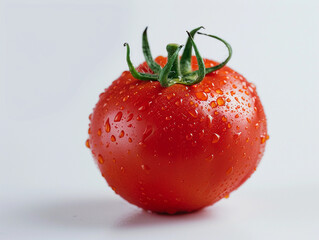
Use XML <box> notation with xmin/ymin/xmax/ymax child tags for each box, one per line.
<box><xmin>87</xmin><ymin>55</ymin><xmax>268</xmax><ymax>214</ymax></box>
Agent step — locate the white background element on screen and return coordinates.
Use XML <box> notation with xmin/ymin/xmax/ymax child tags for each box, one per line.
<box><xmin>1</xmin><ymin>0</ymin><xmax>319</xmax><ymax>239</ymax></box>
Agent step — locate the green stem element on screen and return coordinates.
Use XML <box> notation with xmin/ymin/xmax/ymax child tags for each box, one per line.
<box><xmin>180</xmin><ymin>26</ymin><xmax>204</xmax><ymax>75</ymax></box>
<box><xmin>142</xmin><ymin>27</ymin><xmax>161</xmax><ymax>73</ymax></box>
<box><xmin>123</xmin><ymin>27</ymin><xmax>233</xmax><ymax>87</ymax></box>
<box><xmin>158</xmin><ymin>44</ymin><xmax>183</xmax><ymax>87</ymax></box>
<box><xmin>123</xmin><ymin>43</ymin><xmax>158</xmax><ymax>81</ymax></box>
<box><xmin>166</xmin><ymin>44</ymin><xmax>182</xmax><ymax>78</ymax></box>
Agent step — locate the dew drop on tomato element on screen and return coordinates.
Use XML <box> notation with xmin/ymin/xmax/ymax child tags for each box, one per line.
<box><xmin>98</xmin><ymin>155</ymin><xmax>104</xmax><ymax>164</ymax></box>
<box><xmin>105</xmin><ymin>118</ymin><xmax>111</xmax><ymax>133</ymax></box>
<box><xmin>114</xmin><ymin>112</ymin><xmax>123</xmax><ymax>122</ymax></box>
<box><xmin>212</xmin><ymin>133</ymin><xmax>220</xmax><ymax>143</ymax></box>
<box><xmin>85</xmin><ymin>139</ymin><xmax>90</xmax><ymax>148</ymax></box>
<box><xmin>195</xmin><ymin>92</ymin><xmax>208</xmax><ymax>101</ymax></box>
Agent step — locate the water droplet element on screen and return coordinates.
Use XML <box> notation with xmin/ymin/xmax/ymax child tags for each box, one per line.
<box><xmin>114</xmin><ymin>112</ymin><xmax>123</xmax><ymax>122</ymax></box>
<box><xmin>142</xmin><ymin>125</ymin><xmax>153</xmax><ymax>142</ymax></box>
<box><xmin>205</xmin><ymin>154</ymin><xmax>214</xmax><ymax>162</ymax></box>
<box><xmin>165</xmin><ymin>116</ymin><xmax>172</xmax><ymax>120</ymax></box>
<box><xmin>136</xmin><ymin>115</ymin><xmax>142</xmax><ymax>121</ymax></box>
<box><xmin>119</xmin><ymin>130</ymin><xmax>124</xmax><ymax>138</ymax></box>
<box><xmin>105</xmin><ymin>118</ymin><xmax>111</xmax><ymax>133</ymax></box>
<box><xmin>127</xmin><ymin>113</ymin><xmax>134</xmax><ymax>122</ymax></box>
<box><xmin>186</xmin><ymin>133</ymin><xmax>193</xmax><ymax>140</ymax></box>
<box><xmin>215</xmin><ymin>88</ymin><xmax>223</xmax><ymax>94</ymax></box>
<box><xmin>98</xmin><ymin>155</ymin><xmax>104</xmax><ymax>164</ymax></box>
<box><xmin>217</xmin><ymin>97</ymin><xmax>225</xmax><ymax>106</ymax></box>
<box><xmin>85</xmin><ymin>139</ymin><xmax>90</xmax><ymax>148</ymax></box>
<box><xmin>111</xmin><ymin>135</ymin><xmax>116</xmax><ymax>142</ymax></box>
<box><xmin>195</xmin><ymin>92</ymin><xmax>208</xmax><ymax>101</ymax></box>
<box><xmin>226</xmin><ymin>166</ymin><xmax>233</xmax><ymax>175</ymax></box>
<box><xmin>122</xmin><ymin>95</ymin><xmax>129</xmax><ymax>102</ymax></box>
<box><xmin>233</xmin><ymin>132</ymin><xmax>242</xmax><ymax>139</ymax></box>
<box><xmin>141</xmin><ymin>164</ymin><xmax>150</xmax><ymax>173</ymax></box>
<box><xmin>189</xmin><ymin>109</ymin><xmax>198</xmax><ymax>118</ymax></box>
<box><xmin>210</xmin><ymin>101</ymin><xmax>217</xmax><ymax>108</ymax></box>
<box><xmin>97</xmin><ymin>129</ymin><xmax>102</xmax><ymax>136</ymax></box>
<box><xmin>138</xmin><ymin>105</ymin><xmax>146</xmax><ymax>111</ymax></box>
<box><xmin>212</xmin><ymin>133</ymin><xmax>220</xmax><ymax>143</ymax></box>
<box><xmin>120</xmin><ymin>166</ymin><xmax>125</xmax><ymax>172</ymax></box>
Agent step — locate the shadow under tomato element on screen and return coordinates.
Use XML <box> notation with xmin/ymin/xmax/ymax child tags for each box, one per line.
<box><xmin>19</xmin><ymin>196</ymin><xmax>216</xmax><ymax>230</ymax></box>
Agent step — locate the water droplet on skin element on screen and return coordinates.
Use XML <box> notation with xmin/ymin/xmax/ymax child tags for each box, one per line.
<box><xmin>189</xmin><ymin>109</ymin><xmax>198</xmax><ymax>118</ymax></box>
<box><xmin>195</xmin><ymin>92</ymin><xmax>208</xmax><ymax>101</ymax></box>
<box><xmin>210</xmin><ymin>101</ymin><xmax>217</xmax><ymax>108</ymax></box>
<box><xmin>119</xmin><ymin>130</ymin><xmax>124</xmax><ymax>138</ymax></box>
<box><xmin>138</xmin><ymin>105</ymin><xmax>145</xmax><ymax>111</ymax></box>
<box><xmin>122</xmin><ymin>95</ymin><xmax>129</xmax><ymax>102</ymax></box>
<box><xmin>205</xmin><ymin>154</ymin><xmax>214</xmax><ymax>162</ymax></box>
<box><xmin>212</xmin><ymin>133</ymin><xmax>220</xmax><ymax>143</ymax></box>
<box><xmin>120</xmin><ymin>166</ymin><xmax>124</xmax><ymax>172</ymax></box>
<box><xmin>226</xmin><ymin>167</ymin><xmax>233</xmax><ymax>175</ymax></box>
<box><xmin>186</xmin><ymin>133</ymin><xmax>193</xmax><ymax>140</ymax></box>
<box><xmin>217</xmin><ymin>97</ymin><xmax>225</xmax><ymax>106</ymax></box>
<box><xmin>165</xmin><ymin>116</ymin><xmax>172</xmax><ymax>120</ymax></box>
<box><xmin>111</xmin><ymin>135</ymin><xmax>116</xmax><ymax>142</ymax></box>
<box><xmin>136</xmin><ymin>115</ymin><xmax>142</xmax><ymax>121</ymax></box>
<box><xmin>233</xmin><ymin>132</ymin><xmax>242</xmax><ymax>139</ymax></box>
<box><xmin>97</xmin><ymin>129</ymin><xmax>102</xmax><ymax>136</ymax></box>
<box><xmin>98</xmin><ymin>155</ymin><xmax>104</xmax><ymax>164</ymax></box>
<box><xmin>85</xmin><ymin>139</ymin><xmax>90</xmax><ymax>148</ymax></box>
<box><xmin>141</xmin><ymin>164</ymin><xmax>150</xmax><ymax>173</ymax></box>
<box><xmin>114</xmin><ymin>112</ymin><xmax>123</xmax><ymax>122</ymax></box>
<box><xmin>142</xmin><ymin>125</ymin><xmax>153</xmax><ymax>142</ymax></box>
<box><xmin>105</xmin><ymin>118</ymin><xmax>111</xmax><ymax>133</ymax></box>
<box><xmin>127</xmin><ymin>113</ymin><xmax>134</xmax><ymax>122</ymax></box>
<box><xmin>215</xmin><ymin>88</ymin><xmax>223</xmax><ymax>94</ymax></box>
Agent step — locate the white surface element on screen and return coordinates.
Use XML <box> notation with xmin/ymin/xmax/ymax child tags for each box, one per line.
<box><xmin>1</xmin><ymin>0</ymin><xmax>319</xmax><ymax>239</ymax></box>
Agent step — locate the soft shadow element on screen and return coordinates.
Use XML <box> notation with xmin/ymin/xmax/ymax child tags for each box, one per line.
<box><xmin>115</xmin><ymin>208</ymin><xmax>214</xmax><ymax>229</ymax></box>
<box><xmin>17</xmin><ymin>197</ymin><xmax>217</xmax><ymax>230</ymax></box>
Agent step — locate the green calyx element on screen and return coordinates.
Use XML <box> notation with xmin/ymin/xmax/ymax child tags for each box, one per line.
<box><xmin>124</xmin><ymin>27</ymin><xmax>232</xmax><ymax>87</ymax></box>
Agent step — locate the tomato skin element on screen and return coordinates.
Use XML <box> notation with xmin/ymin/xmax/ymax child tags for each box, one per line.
<box><xmin>88</xmin><ymin>56</ymin><xmax>268</xmax><ymax>214</ymax></box>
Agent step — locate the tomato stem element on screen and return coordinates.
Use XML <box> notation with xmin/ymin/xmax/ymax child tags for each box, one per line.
<box><xmin>124</xmin><ymin>27</ymin><xmax>232</xmax><ymax>87</ymax></box>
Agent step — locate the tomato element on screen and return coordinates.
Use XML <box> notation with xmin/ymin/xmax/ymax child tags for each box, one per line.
<box><xmin>86</xmin><ymin>28</ymin><xmax>268</xmax><ymax>214</ymax></box>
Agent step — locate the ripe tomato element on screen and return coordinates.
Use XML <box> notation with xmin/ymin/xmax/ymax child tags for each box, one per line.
<box><xmin>86</xmin><ymin>28</ymin><xmax>268</xmax><ymax>214</ymax></box>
